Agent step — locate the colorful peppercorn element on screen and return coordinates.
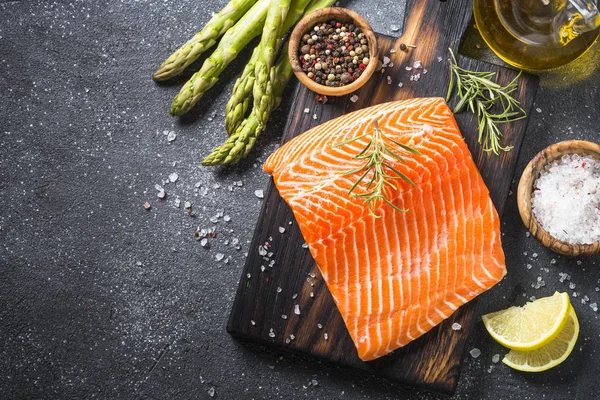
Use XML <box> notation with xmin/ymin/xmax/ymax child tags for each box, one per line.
<box><xmin>298</xmin><ymin>20</ymin><xmax>370</xmax><ymax>87</ymax></box>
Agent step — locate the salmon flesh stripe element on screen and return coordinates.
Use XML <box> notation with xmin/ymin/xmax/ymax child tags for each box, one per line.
<box><xmin>264</xmin><ymin>97</ymin><xmax>506</xmax><ymax>361</ymax></box>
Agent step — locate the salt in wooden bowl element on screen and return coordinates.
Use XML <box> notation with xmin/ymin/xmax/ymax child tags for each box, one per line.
<box><xmin>288</xmin><ymin>7</ymin><xmax>379</xmax><ymax>97</ymax></box>
<box><xmin>517</xmin><ymin>140</ymin><xmax>600</xmax><ymax>256</ymax></box>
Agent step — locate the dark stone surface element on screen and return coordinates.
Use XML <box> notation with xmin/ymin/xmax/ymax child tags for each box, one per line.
<box><xmin>0</xmin><ymin>1</ymin><xmax>599</xmax><ymax>399</ymax></box>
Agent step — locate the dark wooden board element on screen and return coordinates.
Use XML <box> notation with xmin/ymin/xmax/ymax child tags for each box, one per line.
<box><xmin>228</xmin><ymin>0</ymin><xmax>539</xmax><ymax>395</ymax></box>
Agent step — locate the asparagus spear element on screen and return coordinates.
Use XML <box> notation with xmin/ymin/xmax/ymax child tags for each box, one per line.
<box><xmin>202</xmin><ymin>48</ymin><xmax>294</xmax><ymax>165</ymax></box>
<box><xmin>203</xmin><ymin>0</ymin><xmax>336</xmax><ymax>165</ymax></box>
<box><xmin>252</xmin><ymin>0</ymin><xmax>292</xmax><ymax>129</ymax></box>
<box><xmin>225</xmin><ymin>47</ymin><xmax>259</xmax><ymax>135</ymax></box>
<box><xmin>152</xmin><ymin>0</ymin><xmax>258</xmax><ymax>81</ymax></box>
<box><xmin>170</xmin><ymin>0</ymin><xmax>270</xmax><ymax>116</ymax></box>
<box><xmin>225</xmin><ymin>0</ymin><xmax>313</xmax><ymax>135</ymax></box>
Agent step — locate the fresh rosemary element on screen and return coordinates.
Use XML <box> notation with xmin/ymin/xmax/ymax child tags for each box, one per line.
<box><xmin>334</xmin><ymin>121</ymin><xmax>421</xmax><ymax>218</ymax></box>
<box><xmin>445</xmin><ymin>48</ymin><xmax>526</xmax><ymax>155</ymax></box>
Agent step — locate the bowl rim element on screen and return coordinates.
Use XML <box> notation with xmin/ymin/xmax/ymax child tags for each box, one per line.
<box><xmin>288</xmin><ymin>7</ymin><xmax>379</xmax><ymax>97</ymax></box>
<box><xmin>517</xmin><ymin>139</ymin><xmax>600</xmax><ymax>256</ymax></box>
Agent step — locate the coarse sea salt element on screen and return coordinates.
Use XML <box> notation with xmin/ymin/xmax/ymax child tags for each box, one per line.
<box><xmin>531</xmin><ymin>154</ymin><xmax>600</xmax><ymax>244</ymax></box>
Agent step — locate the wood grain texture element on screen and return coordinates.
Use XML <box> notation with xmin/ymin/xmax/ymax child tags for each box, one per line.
<box><xmin>228</xmin><ymin>0</ymin><xmax>539</xmax><ymax>394</ymax></box>
<box><xmin>517</xmin><ymin>140</ymin><xmax>600</xmax><ymax>257</ymax></box>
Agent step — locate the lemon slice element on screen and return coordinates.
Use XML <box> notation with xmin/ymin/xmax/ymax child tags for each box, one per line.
<box><xmin>502</xmin><ymin>306</ymin><xmax>579</xmax><ymax>372</ymax></box>
<box><xmin>482</xmin><ymin>292</ymin><xmax>570</xmax><ymax>351</ymax></box>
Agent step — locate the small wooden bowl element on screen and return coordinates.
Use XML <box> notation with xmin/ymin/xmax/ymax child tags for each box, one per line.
<box><xmin>288</xmin><ymin>7</ymin><xmax>379</xmax><ymax>97</ymax></box>
<box><xmin>517</xmin><ymin>140</ymin><xmax>600</xmax><ymax>256</ymax></box>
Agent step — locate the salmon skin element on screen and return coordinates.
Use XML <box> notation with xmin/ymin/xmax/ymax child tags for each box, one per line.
<box><xmin>264</xmin><ymin>97</ymin><xmax>506</xmax><ymax>361</ymax></box>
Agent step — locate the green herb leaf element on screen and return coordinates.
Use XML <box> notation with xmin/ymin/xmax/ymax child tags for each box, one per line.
<box><xmin>334</xmin><ymin>121</ymin><xmax>421</xmax><ymax>218</ymax></box>
<box><xmin>446</xmin><ymin>48</ymin><xmax>526</xmax><ymax>155</ymax></box>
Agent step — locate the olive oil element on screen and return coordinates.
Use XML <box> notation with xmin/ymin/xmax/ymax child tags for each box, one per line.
<box><xmin>473</xmin><ymin>0</ymin><xmax>600</xmax><ymax>70</ymax></box>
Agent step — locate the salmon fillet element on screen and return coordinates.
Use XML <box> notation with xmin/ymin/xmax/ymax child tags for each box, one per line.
<box><xmin>264</xmin><ymin>97</ymin><xmax>506</xmax><ymax>361</ymax></box>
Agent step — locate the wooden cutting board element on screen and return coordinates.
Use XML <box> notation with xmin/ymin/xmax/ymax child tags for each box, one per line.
<box><xmin>227</xmin><ymin>0</ymin><xmax>539</xmax><ymax>394</ymax></box>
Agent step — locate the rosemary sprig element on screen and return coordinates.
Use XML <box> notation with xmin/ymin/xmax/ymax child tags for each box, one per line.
<box><xmin>445</xmin><ymin>48</ymin><xmax>526</xmax><ymax>155</ymax></box>
<box><xmin>334</xmin><ymin>121</ymin><xmax>421</xmax><ymax>218</ymax></box>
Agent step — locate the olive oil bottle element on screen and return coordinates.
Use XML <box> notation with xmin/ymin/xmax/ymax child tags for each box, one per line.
<box><xmin>473</xmin><ymin>0</ymin><xmax>600</xmax><ymax>70</ymax></box>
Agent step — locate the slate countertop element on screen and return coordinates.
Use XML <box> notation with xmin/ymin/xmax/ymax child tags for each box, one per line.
<box><xmin>1</xmin><ymin>1</ymin><xmax>599</xmax><ymax>399</ymax></box>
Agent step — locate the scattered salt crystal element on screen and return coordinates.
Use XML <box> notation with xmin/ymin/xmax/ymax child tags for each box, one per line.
<box><xmin>294</xmin><ymin>304</ymin><xmax>301</xmax><ymax>315</ymax></box>
<box><xmin>413</xmin><ymin>60</ymin><xmax>422</xmax><ymax>69</ymax></box>
<box><xmin>596</xmin><ymin>287</ymin><xmax>600</xmax><ymax>292</ymax></box>
<box><xmin>258</xmin><ymin>245</ymin><xmax>267</xmax><ymax>256</ymax></box>
<box><xmin>260</xmin><ymin>265</ymin><xmax>266</xmax><ymax>272</ymax></box>
<box><xmin>143</xmin><ymin>202</ymin><xmax>151</xmax><ymax>210</ymax></box>
<box><xmin>390</xmin><ymin>24</ymin><xmax>400</xmax><ymax>32</ymax></box>
<box><xmin>532</xmin><ymin>253</ymin><xmax>538</xmax><ymax>258</ymax></box>
<box><xmin>279</xmin><ymin>227</ymin><xmax>286</xmax><ymax>234</ymax></box>
<box><xmin>398</xmin><ymin>82</ymin><xmax>404</xmax><ymax>88</ymax></box>
<box><xmin>290</xmin><ymin>334</ymin><xmax>296</xmax><ymax>341</ymax></box>
<box><xmin>310</xmin><ymin>292</ymin><xmax>314</xmax><ymax>298</ymax></box>
<box><xmin>311</xmin><ymin>379</ymin><xmax>318</xmax><ymax>386</ymax></box>
<box><xmin>551</xmin><ymin>259</ymin><xmax>557</xmax><ymax>264</ymax></box>
<box><xmin>254</xmin><ymin>189</ymin><xmax>264</xmax><ymax>199</ymax></box>
<box><xmin>383</xmin><ymin>56</ymin><xmax>391</xmax><ymax>66</ymax></box>
<box><xmin>317</xmin><ymin>323</ymin><xmax>323</xmax><ymax>329</ymax></box>
<box><xmin>304</xmin><ymin>108</ymin><xmax>310</xmax><ymax>113</ymax></box>
<box><xmin>224</xmin><ymin>215</ymin><xmax>231</xmax><ymax>222</ymax></box>
<box><xmin>350</xmin><ymin>95</ymin><xmax>359</xmax><ymax>103</ymax></box>
<box><xmin>423</xmin><ymin>69</ymin><xmax>428</xmax><ymax>74</ymax></box>
<box><xmin>527</xmin><ymin>264</ymin><xmax>533</xmax><ymax>270</ymax></box>
<box><xmin>387</xmin><ymin>76</ymin><xmax>392</xmax><ymax>84</ymax></box>
<box><xmin>157</xmin><ymin>189</ymin><xmax>166</xmax><ymax>199</ymax></box>
<box><xmin>437</xmin><ymin>56</ymin><xmax>443</xmax><ymax>62</ymax></box>
<box><xmin>247</xmin><ymin>273</ymin><xmax>251</xmax><ymax>279</ymax></box>
<box><xmin>405</xmin><ymin>66</ymin><xmax>412</xmax><ymax>71</ymax></box>
<box><xmin>470</xmin><ymin>348</ymin><xmax>481</xmax><ymax>358</ymax></box>
<box><xmin>169</xmin><ymin>173</ymin><xmax>178</xmax><ymax>183</ymax></box>
<box><xmin>591</xmin><ymin>303</ymin><xmax>598</xmax><ymax>312</ymax></box>
<box><xmin>174</xmin><ymin>198</ymin><xmax>181</xmax><ymax>208</ymax></box>
<box><xmin>313</xmin><ymin>113</ymin><xmax>318</xmax><ymax>120</ymax></box>
<box><xmin>292</xmin><ymin>293</ymin><xmax>298</xmax><ymax>299</ymax></box>
<box><xmin>302</xmin><ymin>243</ymin><xmax>309</xmax><ymax>249</ymax></box>
<box><xmin>526</xmin><ymin>232</ymin><xmax>531</xmax><ymax>237</ymax></box>
<box><xmin>569</xmin><ymin>282</ymin><xmax>576</xmax><ymax>289</ymax></box>
<box><xmin>276</xmin><ymin>287</ymin><xmax>282</xmax><ymax>293</ymax></box>
<box><xmin>215</xmin><ymin>253</ymin><xmax>224</xmax><ymax>261</ymax></box>
<box><xmin>390</xmin><ymin>49</ymin><xmax>396</xmax><ymax>53</ymax></box>
<box><xmin>250</xmin><ymin>320</ymin><xmax>256</xmax><ymax>325</ymax></box>
<box><xmin>285</xmin><ymin>338</ymin><xmax>291</xmax><ymax>344</ymax></box>
<box><xmin>184</xmin><ymin>201</ymin><xmax>191</xmax><ymax>209</ymax></box>
<box><xmin>577</xmin><ymin>260</ymin><xmax>583</xmax><ymax>266</ymax></box>
<box><xmin>324</xmin><ymin>333</ymin><xmax>329</xmax><ymax>340</ymax></box>
<box><xmin>282</xmin><ymin>314</ymin><xmax>288</xmax><ymax>320</ymax></box>
<box><xmin>492</xmin><ymin>354</ymin><xmax>500</xmax><ymax>363</ymax></box>
<box><xmin>155</xmin><ymin>184</ymin><xmax>162</xmax><ymax>191</ymax></box>
<box><xmin>208</xmin><ymin>387</ymin><xmax>215</xmax><ymax>397</ymax></box>
<box><xmin>451</xmin><ymin>323</ymin><xmax>462</xmax><ymax>331</ymax></box>
<box><xmin>531</xmin><ymin>154</ymin><xmax>600</xmax><ymax>244</ymax></box>
<box><xmin>269</xmin><ymin>328</ymin><xmax>275</xmax><ymax>338</ymax></box>
<box><xmin>200</xmin><ymin>238</ymin><xmax>208</xmax><ymax>247</ymax></box>
<box><xmin>536</xmin><ymin>107</ymin><xmax>542</xmax><ymax>113</ymax></box>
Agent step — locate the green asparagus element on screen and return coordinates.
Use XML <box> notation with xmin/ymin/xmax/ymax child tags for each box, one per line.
<box><xmin>225</xmin><ymin>47</ymin><xmax>259</xmax><ymax>135</ymax></box>
<box><xmin>225</xmin><ymin>0</ymin><xmax>313</xmax><ymax>135</ymax></box>
<box><xmin>203</xmin><ymin>0</ymin><xmax>336</xmax><ymax>165</ymax></box>
<box><xmin>252</xmin><ymin>0</ymin><xmax>292</xmax><ymax>130</ymax></box>
<box><xmin>170</xmin><ymin>0</ymin><xmax>270</xmax><ymax>116</ymax></box>
<box><xmin>152</xmin><ymin>0</ymin><xmax>258</xmax><ymax>81</ymax></box>
<box><xmin>202</xmin><ymin>49</ymin><xmax>294</xmax><ymax>165</ymax></box>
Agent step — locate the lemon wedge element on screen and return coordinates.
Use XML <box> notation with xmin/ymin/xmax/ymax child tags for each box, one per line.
<box><xmin>482</xmin><ymin>292</ymin><xmax>570</xmax><ymax>351</ymax></box>
<box><xmin>502</xmin><ymin>305</ymin><xmax>579</xmax><ymax>372</ymax></box>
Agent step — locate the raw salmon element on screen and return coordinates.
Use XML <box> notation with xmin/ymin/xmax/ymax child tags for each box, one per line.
<box><xmin>264</xmin><ymin>97</ymin><xmax>506</xmax><ymax>361</ymax></box>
